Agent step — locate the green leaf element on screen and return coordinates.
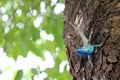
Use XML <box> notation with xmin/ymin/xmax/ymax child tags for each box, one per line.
<box><xmin>23</xmin><ymin>69</ymin><xmax>33</xmax><ymax>80</ymax></box>
<box><xmin>31</xmin><ymin>26</ymin><xmax>40</xmax><ymax>41</ymax></box>
<box><xmin>58</xmin><ymin>48</ymin><xmax>67</xmax><ymax>60</ymax></box>
<box><xmin>5</xmin><ymin>27</ymin><xmax>29</xmax><ymax>59</ymax></box>
<box><xmin>41</xmin><ymin>14</ymin><xmax>64</xmax><ymax>48</ymax></box>
<box><xmin>45</xmin><ymin>41</ymin><xmax>56</xmax><ymax>52</ymax></box>
<box><xmin>31</xmin><ymin>68</ymin><xmax>38</xmax><ymax>75</ymax></box>
<box><xmin>0</xmin><ymin>27</ymin><xmax>4</xmax><ymax>46</ymax></box>
<box><xmin>59</xmin><ymin>0</ymin><xmax>65</xmax><ymax>3</ymax></box>
<box><xmin>0</xmin><ymin>0</ymin><xmax>7</xmax><ymax>5</ymax></box>
<box><xmin>27</xmin><ymin>40</ymin><xmax>42</xmax><ymax>56</ymax></box>
<box><xmin>5</xmin><ymin>27</ymin><xmax>19</xmax><ymax>43</ymax></box>
<box><xmin>14</xmin><ymin>70</ymin><xmax>23</xmax><ymax>80</ymax></box>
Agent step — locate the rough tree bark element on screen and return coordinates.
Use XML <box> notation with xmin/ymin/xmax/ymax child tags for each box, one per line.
<box><xmin>63</xmin><ymin>0</ymin><xmax>120</xmax><ymax>80</ymax></box>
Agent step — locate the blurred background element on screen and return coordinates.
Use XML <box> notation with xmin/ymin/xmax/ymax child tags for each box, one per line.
<box><xmin>0</xmin><ymin>0</ymin><xmax>72</xmax><ymax>80</ymax></box>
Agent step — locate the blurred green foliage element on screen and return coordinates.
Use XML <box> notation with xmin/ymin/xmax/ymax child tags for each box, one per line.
<box><xmin>14</xmin><ymin>70</ymin><xmax>23</xmax><ymax>80</ymax></box>
<box><xmin>0</xmin><ymin>0</ymin><xmax>72</xmax><ymax>80</ymax></box>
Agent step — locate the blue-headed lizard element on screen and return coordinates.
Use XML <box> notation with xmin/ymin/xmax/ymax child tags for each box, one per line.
<box><xmin>67</xmin><ymin>20</ymin><xmax>101</xmax><ymax>68</ymax></box>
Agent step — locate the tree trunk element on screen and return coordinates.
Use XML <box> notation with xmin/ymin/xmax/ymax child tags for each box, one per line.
<box><xmin>63</xmin><ymin>0</ymin><xmax>120</xmax><ymax>80</ymax></box>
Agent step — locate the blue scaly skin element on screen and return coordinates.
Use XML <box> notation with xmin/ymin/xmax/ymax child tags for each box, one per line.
<box><xmin>67</xmin><ymin>21</ymin><xmax>101</xmax><ymax>68</ymax></box>
<box><xmin>76</xmin><ymin>44</ymin><xmax>101</xmax><ymax>68</ymax></box>
<box><xmin>76</xmin><ymin>44</ymin><xmax>95</xmax><ymax>68</ymax></box>
<box><xmin>76</xmin><ymin>45</ymin><xmax>94</xmax><ymax>56</ymax></box>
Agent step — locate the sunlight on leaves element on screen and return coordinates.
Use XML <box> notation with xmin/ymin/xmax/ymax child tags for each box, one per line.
<box><xmin>0</xmin><ymin>0</ymin><xmax>72</xmax><ymax>80</ymax></box>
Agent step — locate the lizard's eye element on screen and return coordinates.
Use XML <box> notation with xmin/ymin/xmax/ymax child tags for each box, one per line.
<box><xmin>88</xmin><ymin>50</ymin><xmax>90</xmax><ymax>52</ymax></box>
<box><xmin>87</xmin><ymin>50</ymin><xmax>92</xmax><ymax>53</ymax></box>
